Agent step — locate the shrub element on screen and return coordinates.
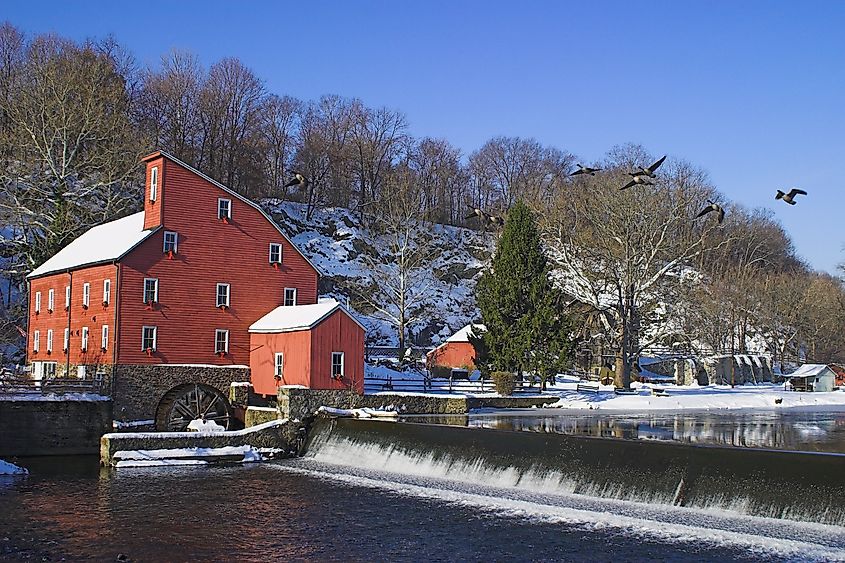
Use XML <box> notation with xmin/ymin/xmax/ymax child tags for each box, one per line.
<box><xmin>492</xmin><ymin>371</ymin><xmax>516</xmax><ymax>396</ymax></box>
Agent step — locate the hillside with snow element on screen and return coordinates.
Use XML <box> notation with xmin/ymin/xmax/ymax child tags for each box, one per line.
<box><xmin>265</xmin><ymin>201</ymin><xmax>494</xmax><ymax>347</ymax></box>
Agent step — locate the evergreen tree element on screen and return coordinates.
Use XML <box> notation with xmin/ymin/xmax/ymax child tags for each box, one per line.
<box><xmin>472</xmin><ymin>201</ymin><xmax>573</xmax><ymax>389</ymax></box>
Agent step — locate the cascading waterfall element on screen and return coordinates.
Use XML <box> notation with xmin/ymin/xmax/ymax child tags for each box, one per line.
<box><xmin>302</xmin><ymin>418</ymin><xmax>845</xmax><ymax>527</ymax></box>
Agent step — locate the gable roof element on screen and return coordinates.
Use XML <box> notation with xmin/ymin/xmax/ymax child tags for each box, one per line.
<box><xmin>786</xmin><ymin>364</ymin><xmax>836</xmax><ymax>378</ymax></box>
<box><xmin>249</xmin><ymin>299</ymin><xmax>366</xmax><ymax>333</ymax></box>
<box><xmin>427</xmin><ymin>324</ymin><xmax>486</xmax><ymax>355</ymax></box>
<box><xmin>28</xmin><ymin>212</ymin><xmax>157</xmax><ymax>279</ymax></box>
<box><xmin>145</xmin><ymin>151</ymin><xmax>321</xmax><ymax>277</ymax></box>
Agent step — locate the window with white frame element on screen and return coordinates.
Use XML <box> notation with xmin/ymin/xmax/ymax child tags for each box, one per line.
<box><xmin>82</xmin><ymin>283</ymin><xmax>90</xmax><ymax>308</ymax></box>
<box><xmin>65</xmin><ymin>285</ymin><xmax>71</xmax><ymax>309</ymax></box>
<box><xmin>215</xmin><ymin>329</ymin><xmax>229</xmax><ymax>354</ymax></box>
<box><xmin>35</xmin><ymin>291</ymin><xmax>41</xmax><ymax>313</ymax></box>
<box><xmin>63</xmin><ymin>328</ymin><xmax>69</xmax><ymax>351</ymax></box>
<box><xmin>163</xmin><ymin>231</ymin><xmax>178</xmax><ymax>254</ymax></box>
<box><xmin>150</xmin><ymin>166</ymin><xmax>158</xmax><ymax>202</ymax></box>
<box><xmin>33</xmin><ymin>330</ymin><xmax>40</xmax><ymax>352</ymax></box>
<box><xmin>274</xmin><ymin>353</ymin><xmax>284</xmax><ymax>379</ymax></box>
<box><xmin>218</xmin><ymin>198</ymin><xmax>231</xmax><ymax>220</ymax></box>
<box><xmin>269</xmin><ymin>243</ymin><xmax>283</xmax><ymax>264</ymax></box>
<box><xmin>81</xmin><ymin>327</ymin><xmax>89</xmax><ymax>351</ymax></box>
<box><xmin>103</xmin><ymin>279</ymin><xmax>111</xmax><ymax>305</ymax></box>
<box><xmin>142</xmin><ymin>326</ymin><xmax>157</xmax><ymax>351</ymax></box>
<box><xmin>144</xmin><ymin>278</ymin><xmax>159</xmax><ymax>304</ymax></box>
<box><xmin>284</xmin><ymin>287</ymin><xmax>297</xmax><ymax>307</ymax></box>
<box><xmin>101</xmin><ymin>325</ymin><xmax>109</xmax><ymax>350</ymax></box>
<box><xmin>46</xmin><ymin>329</ymin><xmax>53</xmax><ymax>353</ymax></box>
<box><xmin>331</xmin><ymin>351</ymin><xmax>345</xmax><ymax>379</ymax></box>
<box><xmin>48</xmin><ymin>289</ymin><xmax>54</xmax><ymax>312</ymax></box>
<box><xmin>216</xmin><ymin>283</ymin><xmax>230</xmax><ymax>308</ymax></box>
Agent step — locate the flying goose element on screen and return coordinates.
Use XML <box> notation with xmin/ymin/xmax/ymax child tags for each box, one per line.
<box><xmin>465</xmin><ymin>207</ymin><xmax>489</xmax><ymax>221</ymax></box>
<box><xmin>570</xmin><ymin>163</ymin><xmax>603</xmax><ymax>176</ymax></box>
<box><xmin>775</xmin><ymin>188</ymin><xmax>807</xmax><ymax>205</ymax></box>
<box><xmin>620</xmin><ymin>175</ymin><xmax>653</xmax><ymax>190</ymax></box>
<box><xmin>695</xmin><ymin>200</ymin><xmax>725</xmax><ymax>224</ymax></box>
<box><xmin>283</xmin><ymin>172</ymin><xmax>308</xmax><ymax>189</ymax></box>
<box><xmin>488</xmin><ymin>214</ymin><xmax>505</xmax><ymax>227</ymax></box>
<box><xmin>628</xmin><ymin>155</ymin><xmax>667</xmax><ymax>178</ymax></box>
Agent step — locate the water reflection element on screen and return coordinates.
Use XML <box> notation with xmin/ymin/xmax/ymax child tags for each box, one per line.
<box><xmin>406</xmin><ymin>410</ymin><xmax>845</xmax><ymax>453</ymax></box>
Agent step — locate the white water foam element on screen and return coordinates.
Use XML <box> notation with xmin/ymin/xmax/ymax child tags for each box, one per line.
<box><xmin>271</xmin><ymin>461</ymin><xmax>845</xmax><ymax>561</ymax></box>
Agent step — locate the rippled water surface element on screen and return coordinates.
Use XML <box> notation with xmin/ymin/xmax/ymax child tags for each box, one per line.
<box><xmin>0</xmin><ymin>456</ymin><xmax>827</xmax><ymax>562</ymax></box>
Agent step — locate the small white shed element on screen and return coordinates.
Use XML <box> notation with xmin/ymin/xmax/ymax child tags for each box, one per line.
<box><xmin>784</xmin><ymin>364</ymin><xmax>836</xmax><ymax>392</ymax></box>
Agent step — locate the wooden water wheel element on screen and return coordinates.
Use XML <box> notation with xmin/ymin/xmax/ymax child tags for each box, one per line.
<box><xmin>155</xmin><ymin>383</ymin><xmax>232</xmax><ymax>432</ymax></box>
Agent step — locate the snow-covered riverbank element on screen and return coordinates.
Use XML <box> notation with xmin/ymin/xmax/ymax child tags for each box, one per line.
<box><xmin>543</xmin><ymin>382</ymin><xmax>845</xmax><ymax>411</ymax></box>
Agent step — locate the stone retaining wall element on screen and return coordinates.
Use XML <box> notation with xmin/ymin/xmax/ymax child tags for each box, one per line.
<box><xmin>112</xmin><ymin>365</ymin><xmax>250</xmax><ymax>422</ymax></box>
<box><xmin>100</xmin><ymin>419</ymin><xmax>300</xmax><ymax>466</ymax></box>
<box><xmin>278</xmin><ymin>386</ymin><xmax>554</xmax><ymax>419</ymax></box>
<box><xmin>0</xmin><ymin>397</ymin><xmax>113</xmax><ymax>456</ymax></box>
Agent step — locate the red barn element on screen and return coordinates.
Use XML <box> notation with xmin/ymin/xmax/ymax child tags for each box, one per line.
<box><xmin>249</xmin><ymin>299</ymin><xmax>366</xmax><ymax>395</ymax></box>
<box><xmin>26</xmin><ymin>151</ymin><xmax>364</xmax><ymax>429</ymax></box>
<box><xmin>426</xmin><ymin>324</ymin><xmax>485</xmax><ymax>371</ymax></box>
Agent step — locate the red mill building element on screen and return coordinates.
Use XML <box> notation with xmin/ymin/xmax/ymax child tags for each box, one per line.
<box><xmin>27</xmin><ymin>152</ymin><xmax>363</xmax><ymax>430</ymax></box>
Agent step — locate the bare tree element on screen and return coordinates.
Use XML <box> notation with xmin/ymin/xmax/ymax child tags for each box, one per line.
<box><xmin>137</xmin><ymin>50</ymin><xmax>203</xmax><ymax>162</ymax></box>
<box><xmin>349</xmin><ymin>104</ymin><xmax>408</xmax><ymax>219</ymax></box>
<box><xmin>544</xmin><ymin>151</ymin><xmax>725</xmax><ymax>388</ymax></box>
<box><xmin>262</xmin><ymin>94</ymin><xmax>302</xmax><ymax>199</ymax></box>
<box><xmin>0</xmin><ymin>33</ymin><xmax>142</xmax><ymax>273</ymax></box>
<box><xmin>407</xmin><ymin>137</ymin><xmax>468</xmax><ymax>224</ymax></box>
<box><xmin>353</xmin><ymin>169</ymin><xmax>439</xmax><ymax>358</ymax></box>
<box><xmin>197</xmin><ymin>57</ymin><xmax>266</xmax><ymax>195</ymax></box>
<box><xmin>469</xmin><ymin>136</ymin><xmax>574</xmax><ymax>216</ymax></box>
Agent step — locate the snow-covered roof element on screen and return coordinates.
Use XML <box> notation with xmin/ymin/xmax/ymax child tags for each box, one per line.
<box><xmin>785</xmin><ymin>364</ymin><xmax>835</xmax><ymax>378</ymax></box>
<box><xmin>446</xmin><ymin>323</ymin><xmax>486</xmax><ymax>343</ymax></box>
<box><xmin>249</xmin><ymin>299</ymin><xmax>365</xmax><ymax>333</ymax></box>
<box><xmin>28</xmin><ymin>212</ymin><xmax>157</xmax><ymax>279</ymax></box>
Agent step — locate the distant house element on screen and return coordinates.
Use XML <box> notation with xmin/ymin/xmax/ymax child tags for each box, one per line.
<box><xmin>426</xmin><ymin>324</ymin><xmax>485</xmax><ymax>371</ymax></box>
<box><xmin>829</xmin><ymin>364</ymin><xmax>845</xmax><ymax>387</ymax></box>
<box><xmin>784</xmin><ymin>364</ymin><xmax>837</xmax><ymax>392</ymax></box>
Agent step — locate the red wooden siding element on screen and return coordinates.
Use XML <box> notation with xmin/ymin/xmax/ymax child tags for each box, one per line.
<box><xmin>28</xmin><ymin>264</ymin><xmax>118</xmax><ymax>368</ymax></box>
<box><xmin>143</xmin><ymin>156</ymin><xmax>165</xmax><ymax>230</ymax></box>
<box><xmin>117</xmin><ymin>156</ymin><xmax>319</xmax><ymax>367</ymax></box>
<box><xmin>249</xmin><ymin>330</ymin><xmax>312</xmax><ymax>395</ymax></box>
<box><xmin>250</xmin><ymin>309</ymin><xmax>365</xmax><ymax>395</ymax></box>
<box><xmin>309</xmin><ymin>310</ymin><xmax>365</xmax><ymax>393</ymax></box>
<box><xmin>427</xmin><ymin>342</ymin><xmax>477</xmax><ymax>370</ymax></box>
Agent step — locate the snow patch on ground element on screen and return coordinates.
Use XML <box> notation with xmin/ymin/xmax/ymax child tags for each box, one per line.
<box><xmin>544</xmin><ymin>383</ymin><xmax>845</xmax><ymax>411</ymax></box>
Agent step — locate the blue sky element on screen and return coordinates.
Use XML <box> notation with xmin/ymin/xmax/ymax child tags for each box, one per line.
<box><xmin>6</xmin><ymin>1</ymin><xmax>845</xmax><ymax>272</ymax></box>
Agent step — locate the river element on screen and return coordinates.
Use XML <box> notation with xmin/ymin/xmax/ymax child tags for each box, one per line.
<box><xmin>2</xmin><ymin>410</ymin><xmax>845</xmax><ymax>562</ymax></box>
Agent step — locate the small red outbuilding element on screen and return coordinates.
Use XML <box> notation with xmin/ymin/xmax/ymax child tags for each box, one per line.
<box><xmin>426</xmin><ymin>324</ymin><xmax>485</xmax><ymax>371</ymax></box>
<box><xmin>249</xmin><ymin>299</ymin><xmax>365</xmax><ymax>396</ymax></box>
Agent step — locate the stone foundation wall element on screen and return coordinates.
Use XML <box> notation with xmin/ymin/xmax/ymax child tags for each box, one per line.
<box><xmin>112</xmin><ymin>365</ymin><xmax>250</xmax><ymax>422</ymax></box>
<box><xmin>0</xmin><ymin>398</ymin><xmax>113</xmax><ymax>456</ymax></box>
